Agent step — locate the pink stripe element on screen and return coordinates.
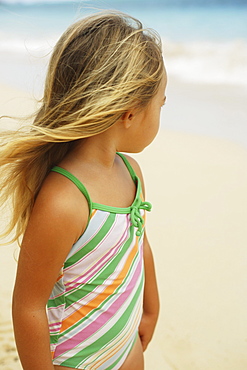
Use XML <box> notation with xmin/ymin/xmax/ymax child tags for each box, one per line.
<box><xmin>68</xmin><ymin>213</ymin><xmax>118</xmax><ymax>270</ymax></box>
<box><xmin>60</xmin><ymin>218</ymin><xmax>132</xmax><ymax>320</ymax></box>
<box><xmin>65</xmin><ymin>243</ymin><xmax>120</xmax><ymax>291</ymax></box>
<box><xmin>77</xmin><ymin>218</ymin><xmax>129</xmax><ymax>283</ymax></box>
<box><xmin>54</xmin><ymin>255</ymin><xmax>142</xmax><ymax>357</ymax></box>
<box><xmin>64</xmin><ymin>217</ymin><xmax>130</xmax><ymax>292</ymax></box>
<box><xmin>49</xmin><ymin>322</ymin><xmax>60</xmax><ymax>328</ymax></box>
<box><xmin>49</xmin><ymin>326</ymin><xmax>61</xmax><ymax>333</ymax></box>
<box><xmin>65</xmin><ymin>211</ymin><xmax>109</xmax><ymax>271</ymax></box>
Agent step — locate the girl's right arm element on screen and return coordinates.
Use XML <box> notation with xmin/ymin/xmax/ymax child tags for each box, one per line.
<box><xmin>12</xmin><ymin>173</ymin><xmax>88</xmax><ymax>370</ymax></box>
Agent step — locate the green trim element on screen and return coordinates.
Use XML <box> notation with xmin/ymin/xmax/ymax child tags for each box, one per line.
<box><xmin>92</xmin><ymin>176</ymin><xmax>141</xmax><ymax>214</ymax></box>
<box><xmin>116</xmin><ymin>152</ymin><xmax>137</xmax><ymax>182</ymax></box>
<box><xmin>50</xmin><ymin>152</ymin><xmax>141</xmax><ymax>215</ymax></box>
<box><xmin>51</xmin><ymin>166</ymin><xmax>93</xmax><ymax>217</ymax></box>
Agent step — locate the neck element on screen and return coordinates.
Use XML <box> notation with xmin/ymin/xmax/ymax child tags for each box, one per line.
<box><xmin>70</xmin><ymin>128</ymin><xmax>120</xmax><ymax>169</ymax></box>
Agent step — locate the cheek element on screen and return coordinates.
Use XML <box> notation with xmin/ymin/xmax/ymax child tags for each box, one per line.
<box><xmin>147</xmin><ymin>114</ymin><xmax>160</xmax><ymax>143</ymax></box>
<box><xmin>152</xmin><ymin>109</ymin><xmax>161</xmax><ymax>131</ymax></box>
<box><xmin>153</xmin><ymin>120</ymin><xmax>160</xmax><ymax>139</ymax></box>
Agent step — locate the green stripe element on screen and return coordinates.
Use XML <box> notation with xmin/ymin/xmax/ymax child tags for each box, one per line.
<box><xmin>64</xmin><ymin>223</ymin><xmax>135</xmax><ymax>305</ymax></box>
<box><xmin>50</xmin><ymin>334</ymin><xmax>59</xmax><ymax>345</ymax></box>
<box><xmin>60</xmin><ymin>227</ymin><xmax>137</xmax><ymax>337</ymax></box>
<box><xmin>47</xmin><ymin>295</ymin><xmax>64</xmax><ymax>309</ymax></box>
<box><xmin>104</xmin><ymin>332</ymin><xmax>138</xmax><ymax>370</ymax></box>
<box><xmin>59</xmin><ymin>272</ymin><xmax>144</xmax><ymax>368</ymax></box>
<box><xmin>48</xmin><ymin>213</ymin><xmax>117</xmax><ymax>309</ymax></box>
<box><xmin>57</xmin><ymin>228</ymin><xmax>139</xmax><ymax>335</ymax></box>
<box><xmin>64</xmin><ymin>212</ymin><xmax>116</xmax><ymax>269</ymax></box>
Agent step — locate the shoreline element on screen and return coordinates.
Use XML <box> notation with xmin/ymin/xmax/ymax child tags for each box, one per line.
<box><xmin>1</xmin><ymin>77</ymin><xmax>247</xmax><ymax>148</ymax></box>
<box><xmin>162</xmin><ymin>77</ymin><xmax>247</xmax><ymax>148</ymax></box>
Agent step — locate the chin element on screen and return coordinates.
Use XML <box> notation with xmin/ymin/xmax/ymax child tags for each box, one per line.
<box><xmin>118</xmin><ymin>141</ymin><xmax>152</xmax><ymax>154</ymax></box>
<box><xmin>120</xmin><ymin>147</ymin><xmax>145</xmax><ymax>154</ymax></box>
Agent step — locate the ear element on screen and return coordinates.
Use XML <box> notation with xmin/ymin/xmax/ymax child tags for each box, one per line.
<box><xmin>121</xmin><ymin>111</ymin><xmax>134</xmax><ymax>129</ymax></box>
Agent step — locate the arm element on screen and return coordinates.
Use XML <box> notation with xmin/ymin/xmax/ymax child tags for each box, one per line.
<box><xmin>139</xmin><ymin>232</ymin><xmax>160</xmax><ymax>351</ymax></box>
<box><xmin>124</xmin><ymin>155</ymin><xmax>160</xmax><ymax>350</ymax></box>
<box><xmin>12</xmin><ymin>173</ymin><xmax>88</xmax><ymax>370</ymax></box>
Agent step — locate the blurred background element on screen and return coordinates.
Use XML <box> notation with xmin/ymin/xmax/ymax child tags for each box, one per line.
<box><xmin>0</xmin><ymin>1</ymin><xmax>247</xmax><ymax>370</ymax></box>
<box><xmin>0</xmin><ymin>0</ymin><xmax>247</xmax><ymax>144</ymax></box>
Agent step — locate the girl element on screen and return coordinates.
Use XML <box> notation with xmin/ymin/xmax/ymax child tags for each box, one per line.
<box><xmin>0</xmin><ymin>11</ymin><xmax>166</xmax><ymax>370</ymax></box>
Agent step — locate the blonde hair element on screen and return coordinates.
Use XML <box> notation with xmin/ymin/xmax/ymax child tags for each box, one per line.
<box><xmin>0</xmin><ymin>10</ymin><xmax>164</xmax><ymax>244</ymax></box>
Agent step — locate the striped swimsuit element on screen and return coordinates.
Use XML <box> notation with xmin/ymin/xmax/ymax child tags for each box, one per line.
<box><xmin>47</xmin><ymin>153</ymin><xmax>152</xmax><ymax>369</ymax></box>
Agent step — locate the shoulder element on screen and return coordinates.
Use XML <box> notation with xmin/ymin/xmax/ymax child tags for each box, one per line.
<box><xmin>121</xmin><ymin>154</ymin><xmax>146</xmax><ymax>194</ymax></box>
<box><xmin>31</xmin><ymin>171</ymin><xmax>89</xmax><ymax>243</ymax></box>
<box><xmin>17</xmin><ymin>172</ymin><xmax>90</xmax><ymax>306</ymax></box>
<box><xmin>121</xmin><ymin>154</ymin><xmax>143</xmax><ymax>177</ymax></box>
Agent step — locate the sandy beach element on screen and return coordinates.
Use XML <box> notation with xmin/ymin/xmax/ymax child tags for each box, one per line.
<box><xmin>1</xmin><ymin>80</ymin><xmax>247</xmax><ymax>370</ymax></box>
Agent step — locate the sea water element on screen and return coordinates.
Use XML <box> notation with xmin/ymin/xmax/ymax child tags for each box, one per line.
<box><xmin>0</xmin><ymin>0</ymin><xmax>247</xmax><ymax>92</ymax></box>
<box><xmin>0</xmin><ymin>0</ymin><xmax>247</xmax><ymax>145</ymax></box>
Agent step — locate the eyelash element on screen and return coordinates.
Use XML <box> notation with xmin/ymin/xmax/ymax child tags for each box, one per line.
<box><xmin>162</xmin><ymin>98</ymin><xmax>166</xmax><ymax>107</ymax></box>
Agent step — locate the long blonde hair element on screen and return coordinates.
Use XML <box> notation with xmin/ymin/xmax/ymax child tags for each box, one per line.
<box><xmin>0</xmin><ymin>10</ymin><xmax>164</xmax><ymax>244</ymax></box>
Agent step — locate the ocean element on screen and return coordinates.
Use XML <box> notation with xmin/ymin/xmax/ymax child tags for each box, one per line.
<box><xmin>0</xmin><ymin>0</ymin><xmax>247</xmax><ymax>93</ymax></box>
<box><xmin>0</xmin><ymin>0</ymin><xmax>247</xmax><ymax>146</ymax></box>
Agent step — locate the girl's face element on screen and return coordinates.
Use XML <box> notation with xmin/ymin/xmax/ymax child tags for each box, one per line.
<box><xmin>123</xmin><ymin>70</ymin><xmax>167</xmax><ymax>153</ymax></box>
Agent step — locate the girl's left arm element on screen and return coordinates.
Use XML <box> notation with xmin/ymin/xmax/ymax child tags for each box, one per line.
<box><xmin>139</xmin><ymin>232</ymin><xmax>160</xmax><ymax>351</ymax></box>
<box><xmin>124</xmin><ymin>155</ymin><xmax>159</xmax><ymax>351</ymax></box>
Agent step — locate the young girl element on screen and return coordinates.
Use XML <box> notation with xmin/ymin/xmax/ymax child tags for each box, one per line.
<box><xmin>0</xmin><ymin>11</ymin><xmax>166</xmax><ymax>370</ymax></box>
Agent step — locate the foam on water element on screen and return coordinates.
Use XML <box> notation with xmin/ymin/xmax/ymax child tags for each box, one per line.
<box><xmin>0</xmin><ymin>1</ymin><xmax>247</xmax><ymax>90</ymax></box>
<box><xmin>0</xmin><ymin>1</ymin><xmax>246</xmax><ymax>147</ymax></box>
<box><xmin>1</xmin><ymin>35</ymin><xmax>246</xmax><ymax>88</ymax></box>
<box><xmin>164</xmin><ymin>39</ymin><xmax>247</xmax><ymax>86</ymax></box>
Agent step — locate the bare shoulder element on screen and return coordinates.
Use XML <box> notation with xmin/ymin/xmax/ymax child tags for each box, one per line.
<box><xmin>122</xmin><ymin>154</ymin><xmax>145</xmax><ymax>184</ymax></box>
<box><xmin>32</xmin><ymin>171</ymin><xmax>89</xmax><ymax>242</ymax></box>
<box><xmin>124</xmin><ymin>154</ymin><xmax>144</xmax><ymax>191</ymax></box>
<box><xmin>21</xmin><ymin>169</ymin><xmax>89</xmax><ymax>261</ymax></box>
<box><xmin>15</xmin><ymin>172</ymin><xmax>90</xmax><ymax>308</ymax></box>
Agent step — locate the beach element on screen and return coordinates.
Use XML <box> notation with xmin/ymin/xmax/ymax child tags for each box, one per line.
<box><xmin>1</xmin><ymin>1</ymin><xmax>247</xmax><ymax>367</ymax></box>
<box><xmin>1</xmin><ymin>78</ymin><xmax>247</xmax><ymax>369</ymax></box>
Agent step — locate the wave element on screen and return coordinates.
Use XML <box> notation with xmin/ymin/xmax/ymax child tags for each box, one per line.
<box><xmin>1</xmin><ymin>34</ymin><xmax>246</xmax><ymax>87</ymax></box>
<box><xmin>163</xmin><ymin>39</ymin><xmax>247</xmax><ymax>86</ymax></box>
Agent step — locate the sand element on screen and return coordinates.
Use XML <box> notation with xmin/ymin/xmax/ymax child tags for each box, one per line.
<box><xmin>0</xmin><ymin>82</ymin><xmax>247</xmax><ymax>370</ymax></box>
<box><xmin>135</xmin><ymin>131</ymin><xmax>247</xmax><ymax>370</ymax></box>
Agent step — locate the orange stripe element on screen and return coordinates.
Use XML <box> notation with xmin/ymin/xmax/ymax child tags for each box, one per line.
<box><xmin>93</xmin><ymin>304</ymin><xmax>141</xmax><ymax>367</ymax></box>
<box><xmin>56</xmin><ymin>273</ymin><xmax>64</xmax><ymax>282</ymax></box>
<box><xmin>90</xmin><ymin>209</ymin><xmax>97</xmax><ymax>219</ymax></box>
<box><xmin>60</xmin><ymin>236</ymin><xmax>139</xmax><ymax>331</ymax></box>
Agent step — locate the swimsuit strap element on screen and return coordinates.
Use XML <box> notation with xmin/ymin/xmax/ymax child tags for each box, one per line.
<box><xmin>51</xmin><ymin>153</ymin><xmax>138</xmax><ymax>217</ymax></box>
<box><xmin>51</xmin><ymin>166</ymin><xmax>93</xmax><ymax>216</ymax></box>
<box><xmin>116</xmin><ymin>152</ymin><xmax>137</xmax><ymax>182</ymax></box>
<box><xmin>51</xmin><ymin>153</ymin><xmax>150</xmax><ymax>236</ymax></box>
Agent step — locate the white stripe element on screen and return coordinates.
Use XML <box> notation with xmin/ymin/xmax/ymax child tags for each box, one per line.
<box><xmin>61</xmin><ymin>231</ymin><xmax>140</xmax><ymax>319</ymax></box>
<box><xmin>53</xmin><ymin>272</ymin><xmax>143</xmax><ymax>364</ymax></box>
<box><xmin>65</xmin><ymin>211</ymin><xmax>110</xmax><ymax>261</ymax></box>
<box><xmin>53</xmin><ymin>258</ymin><xmax>142</xmax><ymax>356</ymax></box>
